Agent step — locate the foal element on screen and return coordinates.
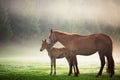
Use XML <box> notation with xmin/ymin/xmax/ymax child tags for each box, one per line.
<box><xmin>40</xmin><ymin>39</ymin><xmax>79</xmax><ymax>76</ymax></box>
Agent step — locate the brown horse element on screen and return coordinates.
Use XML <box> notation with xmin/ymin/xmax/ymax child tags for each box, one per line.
<box><xmin>40</xmin><ymin>39</ymin><xmax>79</xmax><ymax>76</ymax></box>
<box><xmin>48</xmin><ymin>29</ymin><xmax>114</xmax><ymax>77</ymax></box>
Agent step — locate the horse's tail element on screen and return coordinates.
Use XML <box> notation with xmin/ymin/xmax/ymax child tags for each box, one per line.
<box><xmin>106</xmin><ymin>41</ymin><xmax>115</xmax><ymax>77</ymax></box>
<box><xmin>106</xmin><ymin>54</ymin><xmax>115</xmax><ymax>77</ymax></box>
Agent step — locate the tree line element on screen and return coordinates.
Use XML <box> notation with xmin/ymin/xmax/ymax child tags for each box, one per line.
<box><xmin>0</xmin><ymin>4</ymin><xmax>120</xmax><ymax>44</ymax></box>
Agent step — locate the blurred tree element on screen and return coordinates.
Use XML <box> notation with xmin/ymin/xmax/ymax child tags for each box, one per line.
<box><xmin>0</xmin><ymin>7</ymin><xmax>13</xmax><ymax>41</ymax></box>
<box><xmin>10</xmin><ymin>14</ymin><xmax>41</xmax><ymax>40</ymax></box>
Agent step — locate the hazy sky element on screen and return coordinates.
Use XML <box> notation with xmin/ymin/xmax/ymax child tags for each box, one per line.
<box><xmin>1</xmin><ymin>0</ymin><xmax>120</xmax><ymax>27</ymax></box>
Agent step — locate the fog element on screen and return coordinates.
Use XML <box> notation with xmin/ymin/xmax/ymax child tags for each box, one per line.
<box><xmin>2</xmin><ymin>0</ymin><xmax>120</xmax><ymax>26</ymax></box>
<box><xmin>0</xmin><ymin>0</ymin><xmax>120</xmax><ymax>63</ymax></box>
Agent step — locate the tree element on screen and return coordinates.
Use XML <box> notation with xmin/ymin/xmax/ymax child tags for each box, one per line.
<box><xmin>0</xmin><ymin>7</ymin><xmax>13</xmax><ymax>41</ymax></box>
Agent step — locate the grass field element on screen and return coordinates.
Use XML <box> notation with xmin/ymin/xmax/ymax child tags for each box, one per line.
<box><xmin>0</xmin><ymin>59</ymin><xmax>120</xmax><ymax>80</ymax></box>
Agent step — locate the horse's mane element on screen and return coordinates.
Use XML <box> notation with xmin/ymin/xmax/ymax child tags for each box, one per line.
<box><xmin>53</xmin><ymin>30</ymin><xmax>69</xmax><ymax>35</ymax></box>
<box><xmin>53</xmin><ymin>30</ymin><xmax>83</xmax><ymax>37</ymax></box>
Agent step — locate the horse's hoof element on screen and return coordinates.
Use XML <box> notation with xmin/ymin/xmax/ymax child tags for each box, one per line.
<box><xmin>74</xmin><ymin>72</ymin><xmax>78</xmax><ymax>77</ymax></box>
<box><xmin>109</xmin><ymin>73</ymin><xmax>113</xmax><ymax>78</ymax></box>
<box><xmin>68</xmin><ymin>72</ymin><xmax>72</xmax><ymax>76</ymax></box>
<box><xmin>74</xmin><ymin>75</ymin><xmax>78</xmax><ymax>77</ymax></box>
<box><xmin>54</xmin><ymin>72</ymin><xmax>56</xmax><ymax>76</ymax></box>
<box><xmin>68</xmin><ymin>74</ymin><xmax>71</xmax><ymax>76</ymax></box>
<box><xmin>50</xmin><ymin>73</ymin><xmax>52</xmax><ymax>76</ymax></box>
<box><xmin>96</xmin><ymin>75</ymin><xmax>101</xmax><ymax>78</ymax></box>
<box><xmin>54</xmin><ymin>74</ymin><xmax>56</xmax><ymax>76</ymax></box>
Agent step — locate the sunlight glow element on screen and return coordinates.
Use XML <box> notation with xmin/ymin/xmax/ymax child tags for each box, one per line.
<box><xmin>47</xmin><ymin>1</ymin><xmax>120</xmax><ymax>26</ymax></box>
<box><xmin>6</xmin><ymin>0</ymin><xmax>120</xmax><ymax>27</ymax></box>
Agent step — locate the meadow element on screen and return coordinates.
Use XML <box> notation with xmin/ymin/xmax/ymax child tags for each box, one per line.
<box><xmin>0</xmin><ymin>59</ymin><xmax>120</xmax><ymax>80</ymax></box>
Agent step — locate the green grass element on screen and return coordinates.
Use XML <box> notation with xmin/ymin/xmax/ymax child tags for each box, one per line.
<box><xmin>0</xmin><ymin>60</ymin><xmax>120</xmax><ymax>80</ymax></box>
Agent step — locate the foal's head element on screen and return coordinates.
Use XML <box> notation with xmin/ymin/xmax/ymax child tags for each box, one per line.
<box><xmin>40</xmin><ymin>39</ymin><xmax>48</xmax><ymax>51</ymax></box>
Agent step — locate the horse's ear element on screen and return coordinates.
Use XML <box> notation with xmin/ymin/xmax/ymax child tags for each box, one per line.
<box><xmin>51</xmin><ymin>29</ymin><xmax>53</xmax><ymax>33</ymax></box>
<box><xmin>44</xmin><ymin>39</ymin><xmax>47</xmax><ymax>42</ymax></box>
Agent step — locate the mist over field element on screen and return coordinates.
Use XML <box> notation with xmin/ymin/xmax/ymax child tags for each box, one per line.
<box><xmin>0</xmin><ymin>0</ymin><xmax>120</xmax><ymax>63</ymax></box>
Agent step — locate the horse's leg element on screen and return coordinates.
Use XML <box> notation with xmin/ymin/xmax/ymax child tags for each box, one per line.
<box><xmin>66</xmin><ymin>57</ymin><xmax>73</xmax><ymax>76</ymax></box>
<box><xmin>73</xmin><ymin>63</ymin><xmax>77</xmax><ymax>76</ymax></box>
<box><xmin>53</xmin><ymin>59</ymin><xmax>56</xmax><ymax>75</ymax></box>
<box><xmin>50</xmin><ymin>58</ymin><xmax>54</xmax><ymax>76</ymax></box>
<box><xmin>74</xmin><ymin>56</ymin><xmax>80</xmax><ymax>75</ymax></box>
<box><xmin>68</xmin><ymin>57</ymin><xmax>74</xmax><ymax>76</ymax></box>
<box><xmin>96</xmin><ymin>52</ymin><xmax>105</xmax><ymax>77</ymax></box>
<box><xmin>72</xmin><ymin>56</ymin><xmax>78</xmax><ymax>77</ymax></box>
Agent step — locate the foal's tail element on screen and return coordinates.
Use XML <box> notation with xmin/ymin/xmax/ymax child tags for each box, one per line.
<box><xmin>106</xmin><ymin>44</ymin><xmax>115</xmax><ymax>77</ymax></box>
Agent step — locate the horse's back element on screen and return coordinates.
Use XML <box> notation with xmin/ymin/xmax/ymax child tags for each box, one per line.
<box><xmin>69</xmin><ymin>33</ymin><xmax>112</xmax><ymax>55</ymax></box>
<box><xmin>95</xmin><ymin>33</ymin><xmax>113</xmax><ymax>52</ymax></box>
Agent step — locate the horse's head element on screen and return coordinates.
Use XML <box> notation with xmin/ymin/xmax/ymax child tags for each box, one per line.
<box><xmin>40</xmin><ymin>39</ymin><xmax>48</xmax><ymax>51</ymax></box>
<box><xmin>48</xmin><ymin>29</ymin><xmax>57</xmax><ymax>48</ymax></box>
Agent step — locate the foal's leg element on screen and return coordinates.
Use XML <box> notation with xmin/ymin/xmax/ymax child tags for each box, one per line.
<box><xmin>96</xmin><ymin>52</ymin><xmax>105</xmax><ymax>77</ymax></box>
<box><xmin>53</xmin><ymin>59</ymin><xmax>56</xmax><ymax>75</ymax></box>
<box><xmin>50</xmin><ymin>58</ymin><xmax>54</xmax><ymax>76</ymax></box>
